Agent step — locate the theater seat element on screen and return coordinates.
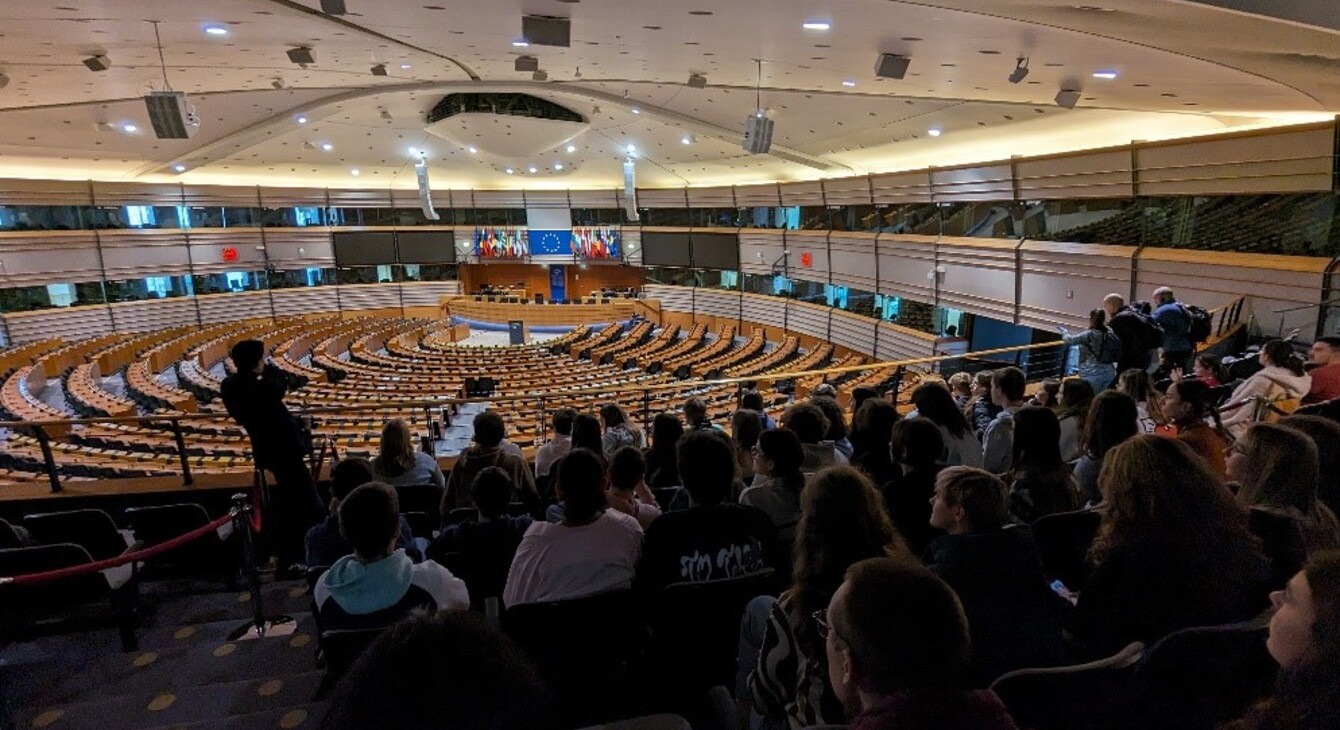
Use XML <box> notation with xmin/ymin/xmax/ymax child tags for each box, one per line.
<box><xmin>24</xmin><ymin>508</ymin><xmax>137</xmax><ymax>562</ymax></box>
<box><xmin>123</xmin><ymin>503</ymin><xmax>236</xmax><ymax>582</ymax></box>
<box><xmin>989</xmin><ymin>641</ymin><xmax>1145</xmax><ymax>730</ymax></box>
<box><xmin>1031</xmin><ymin>508</ymin><xmax>1101</xmax><ymax>591</ymax></box>
<box><xmin>0</xmin><ymin>543</ymin><xmax>140</xmax><ymax>651</ymax></box>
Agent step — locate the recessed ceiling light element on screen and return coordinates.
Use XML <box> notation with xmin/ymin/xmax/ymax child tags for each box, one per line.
<box><xmin>350</xmin><ymin>169</ymin><xmax>360</xmax><ymax>176</ymax></box>
<box><xmin>625</xmin><ymin>144</ymin><xmax>637</xmax><ymax>154</ymax></box>
<box><xmin>320</xmin><ymin>142</ymin><xmax>333</xmax><ymax>151</ymax></box>
<box><xmin>631</xmin><ymin>107</ymin><xmax>641</xmax><ymax>114</ymax></box>
<box><xmin>400</xmin><ymin>63</ymin><xmax>412</xmax><ymax>69</ymax></box>
<box><xmin>565</xmin><ymin>144</ymin><xmax>576</xmax><ymax>153</ymax></box>
<box><xmin>203</xmin><ymin>24</ymin><xmax>229</xmax><ymax>36</ymax></box>
<box><xmin>121</xmin><ymin>123</ymin><xmax>137</xmax><ymax>133</ymax></box>
<box><xmin>1092</xmin><ymin>70</ymin><xmax>1118</xmax><ymax>79</ymax></box>
<box><xmin>802</xmin><ymin>21</ymin><xmax>831</xmax><ymax>30</ymax></box>
<box><xmin>681</xmin><ymin>135</ymin><xmax>693</xmax><ymax>144</ymax></box>
<box><xmin>841</xmin><ymin>79</ymin><xmax>856</xmax><ymax>87</ymax></box>
<box><xmin>296</xmin><ymin>115</ymin><xmax>308</xmax><ymax>124</ymax></box>
<box><xmin>927</xmin><ymin>127</ymin><xmax>943</xmax><ymax>137</ymax></box>
<box><xmin>172</xmin><ymin>164</ymin><xmax>187</xmax><ymax>172</ymax></box>
<box><xmin>512</xmin><ymin>39</ymin><xmax>530</xmax><ymax>47</ymax></box>
<box><xmin>467</xmin><ymin>146</ymin><xmax>477</xmax><ymax>153</ymax></box>
<box><xmin>505</xmin><ymin>168</ymin><xmax>514</xmax><ymax>174</ymax></box>
<box><xmin>528</xmin><ymin>166</ymin><xmax>538</xmax><ymax>173</ymax></box>
<box><xmin>554</xmin><ymin>163</ymin><xmax>564</xmax><ymax>170</ymax></box>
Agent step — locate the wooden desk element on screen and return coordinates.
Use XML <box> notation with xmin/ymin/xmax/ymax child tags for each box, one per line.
<box><xmin>440</xmin><ymin>296</ymin><xmax>641</xmax><ymax>326</ymax></box>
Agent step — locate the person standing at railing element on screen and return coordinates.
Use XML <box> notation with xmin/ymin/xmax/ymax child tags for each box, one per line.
<box><xmin>1103</xmin><ymin>293</ymin><xmax>1164</xmax><ymax>375</ymax></box>
<box><xmin>221</xmin><ymin>338</ymin><xmax>323</xmax><ymax>577</ymax></box>
<box><xmin>1151</xmin><ymin>287</ymin><xmax>1194</xmax><ymax>377</ymax></box>
<box><xmin>1304</xmin><ymin>337</ymin><xmax>1340</xmax><ymax>404</ymax></box>
<box><xmin>1059</xmin><ymin>309</ymin><xmax>1121</xmax><ymax>393</ymax></box>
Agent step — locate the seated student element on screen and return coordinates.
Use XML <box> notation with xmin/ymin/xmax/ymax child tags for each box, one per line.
<box><xmin>741</xmin><ymin>390</ymin><xmax>777</xmax><ymax>430</ymax></box>
<box><xmin>319</xmin><ymin>610</ymin><xmax>551</xmax><ymax>730</ymax></box>
<box><xmin>370</xmin><ymin>419</ymin><xmax>445</xmax><ymax>490</ymax></box>
<box><xmin>1303</xmin><ymin>336</ymin><xmax>1340</xmax><ymax>404</ymax></box>
<box><xmin>982</xmin><ymin>368</ymin><xmax>1027</xmax><ymax>474</ymax></box>
<box><xmin>1223</xmin><ymin>550</ymin><xmax>1340</xmax><ymax>730</ymax></box>
<box><xmin>1005</xmin><ymin>406</ymin><xmax>1081</xmax><ymax>524</ymax></box>
<box><xmin>1069</xmin><ymin>435</ymin><xmax>1272</xmax><ymax>660</ymax></box>
<box><xmin>638</xmin><ymin>431</ymin><xmax>778</xmax><ymax>592</ymax></box>
<box><xmin>442</xmin><ymin>410</ymin><xmax>538</xmax><ymax>514</ymax></box>
<box><xmin>850</xmin><ymin>399</ymin><xmax>901</xmax><ymax>487</ymax></box>
<box><xmin>1222</xmin><ymin>340</ymin><xmax>1312</xmax><ymax>439</ymax></box>
<box><xmin>1054</xmin><ymin>378</ymin><xmax>1095</xmax><ymax>464</ymax></box>
<box><xmin>429</xmin><ymin>467</ymin><xmax>533</xmax><ymax>608</ymax></box>
<box><xmin>732</xmin><ymin>408</ymin><xmax>764</xmax><ymax>487</ymax></box>
<box><xmin>742</xmin><ymin>427</ymin><xmax>807</xmax><ymax>553</ymax></box>
<box><xmin>684</xmin><ymin>396</ymin><xmax>720</xmax><ymax>432</ymax></box>
<box><xmin>822</xmin><ymin>557</ymin><xmax>1020</xmax><ymax>730</ymax></box>
<box><xmin>782</xmin><ymin>402</ymin><xmax>848</xmax><ymax>471</ymax></box>
<box><xmin>605</xmin><ymin>446</ymin><xmax>662</xmax><ymax>530</ymax></box>
<box><xmin>1172</xmin><ymin>353</ymin><xmax>1229</xmax><ymax>389</ymax></box>
<box><xmin>503</xmin><ymin>449</ymin><xmax>644</xmax><ymax>607</ymax></box>
<box><xmin>883</xmin><ymin>418</ymin><xmax>947</xmax><ymax>556</ymax></box>
<box><xmin>534</xmin><ymin>408</ymin><xmax>576</xmax><ymax>480</ymax></box>
<box><xmin>925</xmin><ymin>467</ymin><xmax>1066</xmax><ymax>684</ymax></box>
<box><xmin>967</xmin><ymin>371</ymin><xmax>1003</xmax><ymax>439</ymax></box>
<box><xmin>908</xmin><ymin>381</ymin><xmax>982</xmax><ymax>469</ymax></box>
<box><xmin>1229</xmin><ymin>423</ymin><xmax>1340</xmax><ymax>588</ymax></box>
<box><xmin>811</xmin><ymin>395</ymin><xmax>855</xmax><ymax>460</ymax></box>
<box><xmin>314</xmin><ymin>483</ymin><xmax>469</xmax><ymax>630</ymax></box>
<box><xmin>644</xmin><ymin>412</ymin><xmax>684</xmax><ymax>490</ymax></box>
<box><xmin>1163</xmin><ymin>378</ymin><xmax>1233</xmax><ymax>481</ymax></box>
<box><xmin>1116</xmin><ymin>368</ymin><xmax>1166</xmax><ymax>434</ymax></box>
<box><xmin>599</xmin><ymin>403</ymin><xmax>645</xmax><ymax>460</ymax></box>
<box><xmin>1279</xmin><ymin>414</ymin><xmax>1340</xmax><ymax>520</ymax></box>
<box><xmin>306</xmin><ymin>458</ymin><xmax>422</xmax><ymax>567</ymax></box>
<box><xmin>1072</xmin><ymin>391</ymin><xmax>1140</xmax><ymax>505</ymax></box>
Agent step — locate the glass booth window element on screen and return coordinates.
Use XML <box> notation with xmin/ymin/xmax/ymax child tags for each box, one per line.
<box><xmin>693</xmin><ymin>269</ymin><xmax>738</xmax><ymax>291</ymax></box>
<box><xmin>0</xmin><ymin>280</ymin><xmax>105</xmax><ymax>312</ymax></box>
<box><xmin>336</xmin><ymin>265</ymin><xmax>398</xmax><ymax>285</ymax></box>
<box><xmin>104</xmin><ymin>275</ymin><xmax>193</xmax><ymax>302</ymax></box>
<box><xmin>91</xmin><ymin>205</ymin><xmax>190</xmax><ymax>229</ymax></box>
<box><xmin>873</xmin><ymin>294</ymin><xmax>901</xmax><ymax>321</ymax></box>
<box><xmin>0</xmin><ymin>205</ymin><xmax>88</xmax><ymax>231</ymax></box>
<box><xmin>842</xmin><ymin>288</ymin><xmax>880</xmax><ymax>320</ymax></box>
<box><xmin>399</xmin><ymin>264</ymin><xmax>458</xmax><ymax>282</ymax></box>
<box><xmin>259</xmin><ymin>207</ymin><xmax>326</xmax><ymax>227</ymax></box>
<box><xmin>193</xmin><ymin>270</ymin><xmax>268</xmax><ymax>295</ymax></box>
<box><xmin>268</xmin><ymin>267</ymin><xmax>335</xmax><ymax>289</ymax></box>
<box><xmin>572</xmin><ymin>208</ymin><xmax>626</xmax><ymax>226</ymax></box>
<box><xmin>643</xmin><ymin>266</ymin><xmax>696</xmax><ymax>287</ymax></box>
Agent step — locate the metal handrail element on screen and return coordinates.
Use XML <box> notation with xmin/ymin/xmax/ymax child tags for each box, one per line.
<box><xmin>0</xmin><ymin>340</ymin><xmax>1067</xmax><ymax>431</ymax></box>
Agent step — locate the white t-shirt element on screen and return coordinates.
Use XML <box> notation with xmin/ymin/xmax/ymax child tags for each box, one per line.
<box><xmin>502</xmin><ymin>509</ymin><xmax>644</xmax><ymax>607</ymax></box>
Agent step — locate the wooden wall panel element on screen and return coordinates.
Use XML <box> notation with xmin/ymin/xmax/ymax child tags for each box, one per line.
<box><xmin>3</xmin><ymin>306</ymin><xmax>114</xmax><ymax>345</ymax></box>
<box><xmin>734</xmin><ymin>183</ymin><xmax>781</xmax><ymax>208</ymax></box>
<box><xmin>787</xmin><ymin>232</ymin><xmax>830</xmax><ymax>280</ymax></box>
<box><xmin>523</xmin><ymin>190</ymin><xmax>570</xmax><ymax>209</ymax></box>
<box><xmin>635</xmin><ymin>188</ymin><xmax>688</xmax><ymax>209</ymax></box>
<box><xmin>829</xmin><ymin>232</ymin><xmax>877</xmax><ymax>292</ymax></box>
<box><xmin>779</xmin><ymin>180</ymin><xmax>825</xmax><ymax>206</ymax></box>
<box><xmin>830</xmin><ymin>308</ymin><xmax>877</xmax><ymax>355</ymax></box>
<box><xmin>1015</xmin><ymin>149</ymin><xmax>1133</xmax><ymax>200</ymax></box>
<box><xmin>932</xmin><ymin>164</ymin><xmax>1014</xmax><ymax>202</ymax></box>
<box><xmin>738</xmin><ymin>230</ymin><xmax>786</xmax><ymax>276</ymax></box>
<box><xmin>264</xmin><ymin>228</ymin><xmax>336</xmax><ymax>267</ymax></box>
<box><xmin>0</xmin><ymin>230</ymin><xmax>102</xmax><ymax>285</ymax></box>
<box><xmin>1136</xmin><ymin>124</ymin><xmax>1334</xmax><ymax>196</ymax></box>
<box><xmin>875</xmin><ymin>321</ymin><xmax>939</xmax><ymax>363</ymax></box>
<box><xmin>936</xmin><ymin>237</ymin><xmax>1018</xmax><ymax>322</ymax></box>
<box><xmin>874</xmin><ymin>235</ymin><xmax>937</xmax><ymax>302</ymax></box>
<box><xmin>823</xmin><ymin>176</ymin><xmax>873</xmax><ymax>207</ymax></box>
<box><xmin>98</xmin><ymin>230</ymin><xmax>193</xmax><ymax>279</ymax></box>
<box><xmin>90</xmin><ymin>182</ymin><xmax>183</xmax><ymax>207</ymax></box>
<box><xmin>187</xmin><ymin>229</ymin><xmax>266</xmax><ymax>274</ymax></box>
<box><xmin>271</xmin><ymin>287</ymin><xmax>342</xmax><ymax>318</ymax></box>
<box><xmin>1018</xmin><ymin>241</ymin><xmax>1136</xmax><ymax>330</ymax></box>
<box><xmin>197</xmin><ymin>291</ymin><xmax>271</xmax><ymax>324</ymax></box>
<box><xmin>871</xmin><ymin>170</ymin><xmax>933</xmax><ymax>204</ymax></box>
<box><xmin>109</xmin><ymin>297</ymin><xmax>199</xmax><ymax>334</ymax></box>
<box><xmin>567</xmin><ymin>189</ymin><xmax>621</xmax><ymax>209</ymax></box>
<box><xmin>0</xmin><ymin>178</ymin><xmax>93</xmax><ymax>205</ymax></box>
<box><xmin>327</xmin><ymin>188</ymin><xmax>395</xmax><ymax>207</ymax></box>
<box><xmin>182</xmin><ymin>185</ymin><xmax>261</xmax><ymax>207</ymax></box>
<box><xmin>686</xmin><ymin>186</ymin><xmax>735</xmax><ymax>208</ymax></box>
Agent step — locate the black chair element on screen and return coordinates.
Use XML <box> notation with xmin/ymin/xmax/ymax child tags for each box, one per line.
<box><xmin>401</xmin><ymin>511</ymin><xmax>436</xmax><ymax>542</ymax></box>
<box><xmin>645</xmin><ymin>569</ymin><xmax>779</xmax><ymax>703</ymax></box>
<box><xmin>652</xmin><ymin>487</ymin><xmax>683</xmax><ymax>511</ymax></box>
<box><xmin>464</xmin><ymin>377</ymin><xmax>479</xmax><ymax>397</ymax></box>
<box><xmin>503</xmin><ymin>590</ymin><xmax>645</xmax><ymax>726</ymax></box>
<box><xmin>0</xmin><ymin>518</ymin><xmax>23</xmax><ymax>549</ymax></box>
<box><xmin>0</xmin><ymin>543</ymin><xmax>140</xmax><ymax>651</ymax></box>
<box><xmin>989</xmin><ymin>641</ymin><xmax>1145</xmax><ymax>730</ymax></box>
<box><xmin>122</xmin><ymin>503</ymin><xmax>236</xmax><ymax>582</ymax></box>
<box><xmin>305</xmin><ymin>564</ymin><xmax>330</xmax><ymax>594</ymax></box>
<box><xmin>1133</xmin><ymin>612</ymin><xmax>1276</xmax><ymax>729</ymax></box>
<box><xmin>393</xmin><ymin>485</ymin><xmax>441</xmax><ymax>516</ymax></box>
<box><xmin>317</xmin><ymin>626</ymin><xmax>391</xmax><ymax>695</ymax></box>
<box><xmin>441</xmin><ymin>507</ymin><xmax>479</xmax><ymax>529</ymax></box>
<box><xmin>1031</xmin><ymin>508</ymin><xmax>1101</xmax><ymax>591</ymax></box>
<box><xmin>24</xmin><ymin>509</ymin><xmax>136</xmax><ymax>561</ymax></box>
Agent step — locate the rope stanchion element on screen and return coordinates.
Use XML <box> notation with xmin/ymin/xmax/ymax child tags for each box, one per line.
<box><xmin>227</xmin><ymin>490</ymin><xmax>296</xmax><ymax>641</ymax></box>
<box><xmin>0</xmin><ymin>512</ymin><xmax>233</xmax><ymax>586</ymax></box>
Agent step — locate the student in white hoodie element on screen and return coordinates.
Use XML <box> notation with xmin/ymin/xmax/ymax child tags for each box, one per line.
<box><xmin>1222</xmin><ymin>340</ymin><xmax>1312</xmax><ymax>439</ymax></box>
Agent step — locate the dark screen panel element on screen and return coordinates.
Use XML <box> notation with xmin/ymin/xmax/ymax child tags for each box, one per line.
<box><xmin>640</xmin><ymin>231</ymin><xmax>691</xmax><ymax>267</ymax></box>
<box><xmin>396</xmin><ymin>231</ymin><xmax>455</xmax><ymax>264</ymax></box>
<box><xmin>333</xmin><ymin>231</ymin><xmax>396</xmax><ymax>266</ymax></box>
<box><xmin>691</xmin><ymin>232</ymin><xmax>740</xmax><ymax>270</ymax></box>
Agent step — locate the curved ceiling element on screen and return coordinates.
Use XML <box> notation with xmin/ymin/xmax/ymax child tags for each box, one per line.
<box><xmin>0</xmin><ymin>0</ymin><xmax>1335</xmax><ymax>189</ymax></box>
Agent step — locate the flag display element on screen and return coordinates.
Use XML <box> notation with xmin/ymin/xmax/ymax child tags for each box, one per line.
<box><xmin>569</xmin><ymin>227</ymin><xmax>621</xmax><ymax>259</ymax></box>
<box><xmin>529</xmin><ymin>230</ymin><xmax>573</xmax><ymax>256</ymax></box>
<box><xmin>473</xmin><ymin>228</ymin><xmax>528</xmax><ymax>259</ymax></box>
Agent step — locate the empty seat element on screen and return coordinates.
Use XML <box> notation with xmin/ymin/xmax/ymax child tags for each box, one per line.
<box><xmin>0</xmin><ymin>543</ymin><xmax>140</xmax><ymax>651</ymax></box>
<box><xmin>1133</xmin><ymin>613</ymin><xmax>1275</xmax><ymax>729</ymax></box>
<box><xmin>123</xmin><ymin>503</ymin><xmax>236</xmax><ymax>581</ymax></box>
<box><xmin>24</xmin><ymin>508</ymin><xmax>136</xmax><ymax>562</ymax></box>
<box><xmin>989</xmin><ymin>641</ymin><xmax>1145</xmax><ymax>730</ymax></box>
<box><xmin>1031</xmin><ymin>508</ymin><xmax>1101</xmax><ymax>591</ymax></box>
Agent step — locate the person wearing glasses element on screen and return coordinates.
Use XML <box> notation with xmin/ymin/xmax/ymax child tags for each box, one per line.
<box><xmin>817</xmin><ymin>557</ymin><xmax>1019</xmax><ymax>729</ymax></box>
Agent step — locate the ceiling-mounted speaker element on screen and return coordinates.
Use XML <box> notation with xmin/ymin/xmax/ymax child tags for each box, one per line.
<box><xmin>319</xmin><ymin>0</ymin><xmax>348</xmax><ymax>14</ymax></box>
<box><xmin>514</xmin><ymin>55</ymin><xmax>539</xmax><ymax>72</ymax></box>
<box><xmin>371</xmin><ymin>63</ymin><xmax>388</xmax><ymax>76</ymax></box>
<box><xmin>83</xmin><ymin>55</ymin><xmax>112</xmax><ymax>72</ymax></box>
<box><xmin>522</xmin><ymin>15</ymin><xmax>571</xmax><ymax>47</ymax></box>
<box><xmin>873</xmin><ymin>53</ymin><xmax>910</xmax><ymax>80</ymax></box>
<box><xmin>532</xmin><ymin>70</ymin><xmax>549</xmax><ymax>82</ymax></box>
<box><xmin>287</xmin><ymin>47</ymin><xmax>315</xmax><ymax>65</ymax></box>
<box><xmin>144</xmin><ymin>91</ymin><xmax>199</xmax><ymax>139</ymax></box>
<box><xmin>743</xmin><ymin>112</ymin><xmax>774</xmax><ymax>154</ymax></box>
<box><xmin>1054</xmin><ymin>89</ymin><xmax>1081</xmax><ymax>109</ymax></box>
<box><xmin>0</xmin><ymin>74</ymin><xmax>9</xmax><ymax>90</ymax></box>
<box><xmin>687</xmin><ymin>73</ymin><xmax>707</xmax><ymax>89</ymax></box>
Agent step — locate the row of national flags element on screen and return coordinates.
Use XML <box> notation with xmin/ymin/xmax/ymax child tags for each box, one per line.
<box><xmin>473</xmin><ymin>227</ymin><xmax>621</xmax><ymax>259</ymax></box>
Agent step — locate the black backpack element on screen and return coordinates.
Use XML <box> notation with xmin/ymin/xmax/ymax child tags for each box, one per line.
<box><xmin>1125</xmin><ymin>310</ymin><xmax>1164</xmax><ymax>351</ymax></box>
<box><xmin>1183</xmin><ymin>305</ymin><xmax>1213</xmax><ymax>343</ymax></box>
<box><xmin>1097</xmin><ymin>329</ymin><xmax>1122</xmax><ymax>364</ymax></box>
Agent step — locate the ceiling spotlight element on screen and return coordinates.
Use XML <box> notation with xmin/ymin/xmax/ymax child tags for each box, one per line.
<box><xmin>512</xmin><ymin>38</ymin><xmax>531</xmax><ymax>47</ymax></box>
<box><xmin>400</xmin><ymin>63</ymin><xmax>412</xmax><ymax>70</ymax></box>
<box><xmin>287</xmin><ymin>47</ymin><xmax>315</xmax><ymax>66</ymax></box>
<box><xmin>1008</xmin><ymin>58</ymin><xmax>1029</xmax><ymax>84</ymax></box>
<box><xmin>1092</xmin><ymin>70</ymin><xmax>1118</xmax><ymax>79</ymax></box>
<box><xmin>528</xmin><ymin>166</ymin><xmax>538</xmax><ymax>173</ymax></box>
<box><xmin>927</xmin><ymin>127</ymin><xmax>943</xmax><ymax>137</ymax></box>
<box><xmin>408</xmin><ymin>147</ymin><xmax>418</xmax><ymax>156</ymax></box>
<box><xmin>566</xmin><ymin>144</ymin><xmax>576</xmax><ymax>153</ymax></box>
<box><xmin>1054</xmin><ymin>88</ymin><xmax>1082</xmax><ymax>109</ymax></box>
<box><xmin>379</xmin><ymin>109</ymin><xmax>393</xmax><ymax>121</ymax></box>
<box><xmin>467</xmin><ymin>146</ymin><xmax>477</xmax><ymax>154</ymax></box>
<box><xmin>681</xmin><ymin>135</ymin><xmax>694</xmax><ymax>145</ymax></box>
<box><xmin>625</xmin><ymin>143</ymin><xmax>637</xmax><ymax>154</ymax></box>
<box><xmin>802</xmin><ymin>21</ymin><xmax>831</xmax><ymax>30</ymax></box>
<box><xmin>371</xmin><ymin>63</ymin><xmax>389</xmax><ymax>76</ymax></box>
<box><xmin>319</xmin><ymin>0</ymin><xmax>348</xmax><ymax>14</ymax></box>
<box><xmin>83</xmin><ymin>54</ymin><xmax>112</xmax><ymax>72</ymax></box>
<box><xmin>687</xmin><ymin>73</ymin><xmax>707</xmax><ymax>88</ymax></box>
<box><xmin>631</xmin><ymin>107</ymin><xmax>641</xmax><ymax>114</ymax></box>
<box><xmin>841</xmin><ymin>79</ymin><xmax>856</xmax><ymax>87</ymax></box>
<box><xmin>505</xmin><ymin>168</ymin><xmax>515</xmax><ymax>174</ymax></box>
<box><xmin>532</xmin><ymin>69</ymin><xmax>548</xmax><ymax>81</ymax></box>
<box><xmin>271</xmin><ymin>78</ymin><xmax>285</xmax><ymax>89</ymax></box>
<box><xmin>172</xmin><ymin>164</ymin><xmax>187</xmax><ymax>173</ymax></box>
<box><xmin>320</xmin><ymin>142</ymin><xmax>334</xmax><ymax>151</ymax></box>
<box><xmin>350</xmin><ymin>168</ymin><xmax>360</xmax><ymax>176</ymax></box>
<box><xmin>554</xmin><ymin>163</ymin><xmax>564</xmax><ymax>170</ymax></box>
<box><xmin>296</xmin><ymin>115</ymin><xmax>308</xmax><ymax>124</ymax></box>
<box><xmin>121</xmin><ymin>123</ymin><xmax>138</xmax><ymax>133</ymax></box>
<box><xmin>515</xmin><ymin>56</ymin><xmax>539</xmax><ymax>72</ymax></box>
<box><xmin>203</xmin><ymin>24</ymin><xmax>229</xmax><ymax>36</ymax></box>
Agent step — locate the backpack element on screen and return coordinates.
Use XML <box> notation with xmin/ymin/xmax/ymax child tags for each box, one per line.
<box><xmin>1127</xmin><ymin>310</ymin><xmax>1165</xmax><ymax>352</ymax></box>
<box><xmin>1182</xmin><ymin>304</ymin><xmax>1213</xmax><ymax>343</ymax></box>
<box><xmin>1097</xmin><ymin>330</ymin><xmax>1122</xmax><ymax>364</ymax></box>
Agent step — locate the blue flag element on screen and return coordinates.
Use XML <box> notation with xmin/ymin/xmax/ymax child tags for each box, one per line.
<box><xmin>529</xmin><ymin>229</ymin><xmax>572</xmax><ymax>256</ymax></box>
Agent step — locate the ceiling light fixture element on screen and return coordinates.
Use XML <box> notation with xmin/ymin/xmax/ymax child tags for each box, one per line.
<box><xmin>802</xmin><ymin>21</ymin><xmax>831</xmax><ymax>30</ymax></box>
<box><xmin>173</xmin><ymin>164</ymin><xmax>187</xmax><ymax>172</ymax></box>
<box><xmin>350</xmin><ymin>168</ymin><xmax>360</xmax><ymax>176</ymax></box>
<box><xmin>512</xmin><ymin>38</ymin><xmax>531</xmax><ymax>47</ymax></box>
<box><xmin>203</xmin><ymin>24</ymin><xmax>229</xmax><ymax>36</ymax></box>
<box><xmin>505</xmin><ymin>168</ymin><xmax>515</xmax><ymax>174</ymax></box>
<box><xmin>320</xmin><ymin>142</ymin><xmax>333</xmax><ymax>151</ymax></box>
<box><xmin>631</xmin><ymin>107</ymin><xmax>641</xmax><ymax>114</ymax></box>
<box><xmin>1092</xmin><ymin>70</ymin><xmax>1118</xmax><ymax>79</ymax></box>
<box><xmin>625</xmin><ymin>143</ymin><xmax>637</xmax><ymax>154</ymax></box>
<box><xmin>927</xmin><ymin>127</ymin><xmax>942</xmax><ymax>137</ymax></box>
<box><xmin>1008</xmin><ymin>57</ymin><xmax>1030</xmax><ymax>84</ymax></box>
<box><xmin>296</xmin><ymin>115</ymin><xmax>308</xmax><ymax>124</ymax></box>
<box><xmin>554</xmin><ymin>163</ymin><xmax>564</xmax><ymax>170</ymax></box>
<box><xmin>681</xmin><ymin>135</ymin><xmax>693</xmax><ymax>144</ymax></box>
<box><xmin>121</xmin><ymin>123</ymin><xmax>138</xmax><ymax>133</ymax></box>
<box><xmin>467</xmin><ymin>146</ymin><xmax>477</xmax><ymax>154</ymax></box>
<box><xmin>83</xmin><ymin>54</ymin><xmax>112</xmax><ymax>72</ymax></box>
<box><xmin>841</xmin><ymin>79</ymin><xmax>856</xmax><ymax>87</ymax></box>
<box><xmin>566</xmin><ymin>144</ymin><xmax>576</xmax><ymax>153</ymax></box>
<box><xmin>528</xmin><ymin>166</ymin><xmax>538</xmax><ymax>173</ymax></box>
<box><xmin>400</xmin><ymin>63</ymin><xmax>412</xmax><ymax>69</ymax></box>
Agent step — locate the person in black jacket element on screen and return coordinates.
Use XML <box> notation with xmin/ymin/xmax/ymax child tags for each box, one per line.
<box><xmin>220</xmin><ymin>339</ymin><xmax>323</xmax><ymax>574</ymax></box>
<box><xmin>925</xmin><ymin>466</ymin><xmax>1066</xmax><ymax>684</ymax></box>
<box><xmin>1103</xmin><ymin>293</ymin><xmax>1163</xmax><ymax>375</ymax></box>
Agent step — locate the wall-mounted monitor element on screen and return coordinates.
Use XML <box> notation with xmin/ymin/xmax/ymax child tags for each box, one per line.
<box><xmin>640</xmin><ymin>231</ymin><xmax>692</xmax><ymax>267</ymax></box>
<box><xmin>691</xmin><ymin>232</ymin><xmax>740</xmax><ymax>270</ymax></box>
<box><xmin>333</xmin><ymin>231</ymin><xmax>396</xmax><ymax>266</ymax></box>
<box><xmin>396</xmin><ymin>231</ymin><xmax>455</xmax><ymax>264</ymax></box>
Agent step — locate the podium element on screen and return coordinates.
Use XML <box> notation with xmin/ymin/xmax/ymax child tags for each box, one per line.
<box><xmin>508</xmin><ymin>320</ymin><xmax>530</xmax><ymax>345</ymax></box>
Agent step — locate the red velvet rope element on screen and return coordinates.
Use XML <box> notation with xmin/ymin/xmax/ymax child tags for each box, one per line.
<box><xmin>249</xmin><ymin>486</ymin><xmax>264</xmax><ymax>533</ymax></box>
<box><xmin>1</xmin><ymin>512</ymin><xmax>235</xmax><ymax>586</ymax></box>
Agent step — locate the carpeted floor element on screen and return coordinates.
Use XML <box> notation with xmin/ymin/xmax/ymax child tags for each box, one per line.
<box><xmin>2</xmin><ymin>577</ymin><xmax>329</xmax><ymax>730</ymax></box>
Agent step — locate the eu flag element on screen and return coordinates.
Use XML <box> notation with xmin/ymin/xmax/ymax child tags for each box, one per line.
<box><xmin>529</xmin><ymin>229</ymin><xmax>572</xmax><ymax>256</ymax></box>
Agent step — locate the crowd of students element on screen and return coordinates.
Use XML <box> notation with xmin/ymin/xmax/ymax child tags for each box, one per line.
<box><xmin>300</xmin><ymin>298</ymin><xmax>1340</xmax><ymax>729</ymax></box>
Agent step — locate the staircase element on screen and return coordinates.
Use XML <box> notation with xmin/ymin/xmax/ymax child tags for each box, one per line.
<box><xmin>4</xmin><ymin>578</ymin><xmax>328</xmax><ymax>730</ymax></box>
